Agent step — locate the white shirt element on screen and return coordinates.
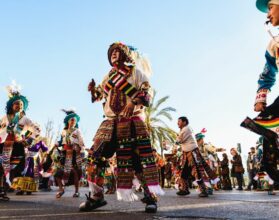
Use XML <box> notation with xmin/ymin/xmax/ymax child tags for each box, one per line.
<box><xmin>176</xmin><ymin>125</ymin><xmax>198</xmax><ymax>152</ymax></box>
<box><xmin>0</xmin><ymin>114</ymin><xmax>39</xmax><ymax>143</ymax></box>
<box><xmin>58</xmin><ymin>128</ymin><xmax>85</xmax><ymax>149</ymax></box>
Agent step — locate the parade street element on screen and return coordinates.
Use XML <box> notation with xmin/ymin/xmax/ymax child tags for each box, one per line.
<box><xmin>1</xmin><ymin>187</ymin><xmax>279</xmax><ymax>220</ymax></box>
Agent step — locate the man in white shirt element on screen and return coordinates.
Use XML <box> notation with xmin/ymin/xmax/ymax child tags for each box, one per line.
<box><xmin>176</xmin><ymin>117</ymin><xmax>208</xmax><ymax>197</ymax></box>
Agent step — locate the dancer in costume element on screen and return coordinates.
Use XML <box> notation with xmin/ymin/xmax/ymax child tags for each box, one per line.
<box><xmin>175</xmin><ymin>116</ymin><xmax>209</xmax><ymax>197</ymax></box>
<box><xmin>153</xmin><ymin>149</ymin><xmax>166</xmax><ymax>188</ymax></box>
<box><xmin>164</xmin><ymin>157</ymin><xmax>173</xmax><ymax>188</ymax></box>
<box><xmin>80</xmin><ymin>42</ymin><xmax>163</xmax><ymax>213</ymax></box>
<box><xmin>245</xmin><ymin>147</ymin><xmax>258</xmax><ymax>191</ymax></box>
<box><xmin>195</xmin><ymin>131</ymin><xmax>223</xmax><ymax>192</ymax></box>
<box><xmin>241</xmin><ymin>0</ymin><xmax>279</xmax><ymax>182</ymax></box>
<box><xmin>11</xmin><ymin>125</ymin><xmax>47</xmax><ymax>194</ymax></box>
<box><xmin>0</xmin><ymin>82</ymin><xmax>39</xmax><ymax>200</ymax></box>
<box><xmin>104</xmin><ymin>157</ymin><xmax>116</xmax><ymax>194</ymax></box>
<box><xmin>52</xmin><ymin>109</ymin><xmax>85</xmax><ymax>198</ymax></box>
<box><xmin>39</xmin><ymin>146</ymin><xmax>55</xmax><ymax>191</ymax></box>
<box><xmin>252</xmin><ymin>137</ymin><xmax>276</xmax><ymax>194</ymax></box>
<box><xmin>254</xmin><ymin>169</ymin><xmax>276</xmax><ymax>195</ymax></box>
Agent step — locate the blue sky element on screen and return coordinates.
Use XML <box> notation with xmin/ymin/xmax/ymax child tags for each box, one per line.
<box><xmin>0</xmin><ymin>0</ymin><xmax>277</xmax><ymax>156</ymax></box>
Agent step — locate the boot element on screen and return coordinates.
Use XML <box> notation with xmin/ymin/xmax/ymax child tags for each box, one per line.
<box><xmin>199</xmin><ymin>190</ymin><xmax>209</xmax><ymax>197</ymax></box>
<box><xmin>79</xmin><ymin>192</ymin><xmax>107</xmax><ymax>212</ymax></box>
<box><xmin>207</xmin><ymin>188</ymin><xmax>213</xmax><ymax>195</ymax></box>
<box><xmin>0</xmin><ymin>188</ymin><xmax>9</xmax><ymax>201</ymax></box>
<box><xmin>145</xmin><ymin>202</ymin><xmax>157</xmax><ymax>213</ymax></box>
<box><xmin>141</xmin><ymin>193</ymin><xmax>158</xmax><ymax>213</ymax></box>
<box><xmin>176</xmin><ymin>190</ymin><xmax>190</xmax><ymax>196</ymax></box>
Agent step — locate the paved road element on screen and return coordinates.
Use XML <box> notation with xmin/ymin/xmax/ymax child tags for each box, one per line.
<box><xmin>1</xmin><ymin>187</ymin><xmax>279</xmax><ymax>220</ymax></box>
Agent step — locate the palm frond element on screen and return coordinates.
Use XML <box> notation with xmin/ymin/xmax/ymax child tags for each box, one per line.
<box><xmin>155</xmin><ymin>111</ymin><xmax>173</xmax><ymax>121</ymax></box>
<box><xmin>145</xmin><ymin>91</ymin><xmax>176</xmax><ymax>156</ymax></box>
<box><xmin>153</xmin><ymin>96</ymin><xmax>169</xmax><ymax>111</ymax></box>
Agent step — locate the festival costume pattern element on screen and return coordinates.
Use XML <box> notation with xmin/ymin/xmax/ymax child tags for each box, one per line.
<box><xmin>0</xmin><ymin>82</ymin><xmax>40</xmax><ymax>200</ymax></box>
<box><xmin>52</xmin><ymin>110</ymin><xmax>85</xmax><ymax>198</ymax></box>
<box><xmin>176</xmin><ymin>125</ymin><xmax>208</xmax><ymax>196</ymax></box>
<box><xmin>241</xmin><ymin>0</ymin><xmax>279</xmax><ymax>183</ymax></box>
<box><xmin>80</xmin><ymin>42</ymin><xmax>163</xmax><ymax>213</ymax></box>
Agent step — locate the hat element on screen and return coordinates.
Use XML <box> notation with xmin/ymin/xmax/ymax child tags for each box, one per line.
<box><xmin>256</xmin><ymin>0</ymin><xmax>279</xmax><ymax>13</ymax></box>
<box><xmin>107</xmin><ymin>42</ymin><xmax>135</xmax><ymax>66</ymax></box>
<box><xmin>5</xmin><ymin>81</ymin><xmax>29</xmax><ymax>113</ymax></box>
<box><xmin>62</xmin><ymin>109</ymin><xmax>80</xmax><ymax>128</ymax></box>
<box><xmin>108</xmin><ymin>42</ymin><xmax>153</xmax><ymax>78</ymax></box>
<box><xmin>195</xmin><ymin>133</ymin><xmax>205</xmax><ymax>140</ymax></box>
<box><xmin>195</xmin><ymin>128</ymin><xmax>207</xmax><ymax>141</ymax></box>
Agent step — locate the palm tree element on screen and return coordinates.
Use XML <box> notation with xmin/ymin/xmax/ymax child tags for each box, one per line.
<box><xmin>145</xmin><ymin>90</ymin><xmax>177</xmax><ymax>156</ymax></box>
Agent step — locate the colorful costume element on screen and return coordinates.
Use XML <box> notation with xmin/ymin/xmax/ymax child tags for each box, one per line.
<box><xmin>11</xmin><ymin>133</ymin><xmax>48</xmax><ymax>194</ymax></box>
<box><xmin>195</xmin><ymin>132</ymin><xmax>221</xmax><ymax>192</ymax></box>
<box><xmin>241</xmin><ymin>0</ymin><xmax>279</xmax><ymax>183</ymax></box>
<box><xmin>52</xmin><ymin>110</ymin><xmax>85</xmax><ymax>198</ymax></box>
<box><xmin>254</xmin><ymin>171</ymin><xmax>275</xmax><ymax>195</ymax></box>
<box><xmin>80</xmin><ymin>42</ymin><xmax>163</xmax><ymax>213</ymax></box>
<box><xmin>104</xmin><ymin>158</ymin><xmax>116</xmax><ymax>194</ymax></box>
<box><xmin>0</xmin><ymin>82</ymin><xmax>39</xmax><ymax>200</ymax></box>
<box><xmin>176</xmin><ymin>125</ymin><xmax>208</xmax><ymax>197</ymax></box>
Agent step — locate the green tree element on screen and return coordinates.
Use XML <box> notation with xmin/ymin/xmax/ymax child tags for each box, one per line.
<box><xmin>145</xmin><ymin>90</ymin><xmax>177</xmax><ymax>156</ymax></box>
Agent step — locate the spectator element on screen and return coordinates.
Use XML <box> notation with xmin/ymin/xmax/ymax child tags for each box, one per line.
<box><xmin>230</xmin><ymin>148</ymin><xmax>244</xmax><ymax>190</ymax></box>
<box><xmin>220</xmin><ymin>153</ymin><xmax>232</xmax><ymax>190</ymax></box>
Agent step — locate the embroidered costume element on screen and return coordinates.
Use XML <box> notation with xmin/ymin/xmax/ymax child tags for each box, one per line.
<box><xmin>80</xmin><ymin>42</ymin><xmax>163</xmax><ymax>213</ymax></box>
<box><xmin>11</xmin><ymin>128</ymin><xmax>47</xmax><ymax>194</ymax></box>
<box><xmin>241</xmin><ymin>0</ymin><xmax>279</xmax><ymax>182</ymax></box>
<box><xmin>52</xmin><ymin>110</ymin><xmax>85</xmax><ymax>198</ymax></box>
<box><xmin>254</xmin><ymin>171</ymin><xmax>276</xmax><ymax>195</ymax></box>
<box><xmin>195</xmin><ymin>131</ymin><xmax>222</xmax><ymax>191</ymax></box>
<box><xmin>175</xmin><ymin>123</ymin><xmax>209</xmax><ymax>197</ymax></box>
<box><xmin>0</xmin><ymin>82</ymin><xmax>40</xmax><ymax>200</ymax></box>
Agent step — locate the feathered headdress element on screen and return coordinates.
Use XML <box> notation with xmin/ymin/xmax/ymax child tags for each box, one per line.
<box><xmin>108</xmin><ymin>42</ymin><xmax>152</xmax><ymax>78</ymax></box>
<box><xmin>62</xmin><ymin>108</ymin><xmax>80</xmax><ymax>128</ymax></box>
<box><xmin>5</xmin><ymin>81</ymin><xmax>29</xmax><ymax>113</ymax></box>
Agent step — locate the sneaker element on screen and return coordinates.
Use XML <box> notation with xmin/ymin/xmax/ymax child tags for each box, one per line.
<box><xmin>79</xmin><ymin>193</ymin><xmax>107</xmax><ymax>212</ymax></box>
<box><xmin>199</xmin><ymin>191</ymin><xmax>209</xmax><ymax>197</ymax></box>
<box><xmin>176</xmin><ymin>190</ymin><xmax>190</xmax><ymax>196</ymax></box>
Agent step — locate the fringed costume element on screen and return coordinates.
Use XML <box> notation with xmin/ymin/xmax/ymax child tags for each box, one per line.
<box><xmin>53</xmin><ymin>110</ymin><xmax>85</xmax><ymax>198</ymax></box>
<box><xmin>195</xmin><ymin>131</ymin><xmax>222</xmax><ymax>192</ymax></box>
<box><xmin>241</xmin><ymin>0</ymin><xmax>279</xmax><ymax>183</ymax></box>
<box><xmin>0</xmin><ymin>82</ymin><xmax>40</xmax><ymax>200</ymax></box>
<box><xmin>175</xmin><ymin>122</ymin><xmax>209</xmax><ymax>197</ymax></box>
<box><xmin>80</xmin><ymin>42</ymin><xmax>163</xmax><ymax>213</ymax></box>
<box><xmin>12</xmin><ymin>140</ymin><xmax>48</xmax><ymax>194</ymax></box>
<box><xmin>11</xmin><ymin>128</ymin><xmax>46</xmax><ymax>194</ymax></box>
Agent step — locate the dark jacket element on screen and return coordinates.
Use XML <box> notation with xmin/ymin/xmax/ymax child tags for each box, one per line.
<box><xmin>231</xmin><ymin>154</ymin><xmax>244</xmax><ymax>174</ymax></box>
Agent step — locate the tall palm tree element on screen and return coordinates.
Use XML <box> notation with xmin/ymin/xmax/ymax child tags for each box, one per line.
<box><xmin>145</xmin><ymin>90</ymin><xmax>177</xmax><ymax>156</ymax></box>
